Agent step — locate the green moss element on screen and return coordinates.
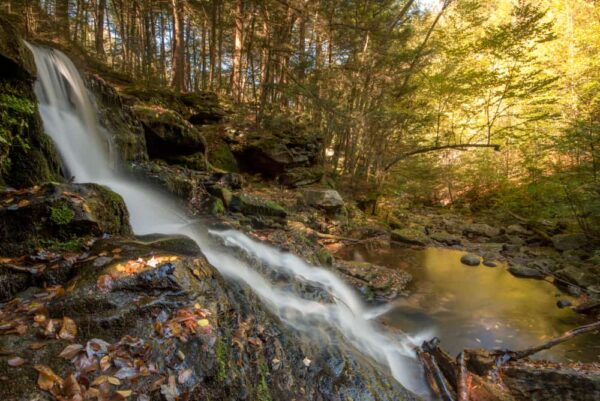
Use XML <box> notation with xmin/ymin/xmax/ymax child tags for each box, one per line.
<box><xmin>215</xmin><ymin>338</ymin><xmax>228</xmax><ymax>382</ymax></box>
<box><xmin>50</xmin><ymin>203</ymin><xmax>75</xmax><ymax>225</ymax></box>
<box><xmin>316</xmin><ymin>248</ymin><xmax>333</xmax><ymax>266</ymax></box>
<box><xmin>209</xmin><ymin>142</ymin><xmax>238</xmax><ymax>172</ymax></box>
<box><xmin>256</xmin><ymin>363</ymin><xmax>272</xmax><ymax>401</ymax></box>
<box><xmin>211</xmin><ymin>198</ymin><xmax>225</xmax><ymax>216</ymax></box>
<box><xmin>40</xmin><ymin>238</ymin><xmax>82</xmax><ymax>252</ymax></box>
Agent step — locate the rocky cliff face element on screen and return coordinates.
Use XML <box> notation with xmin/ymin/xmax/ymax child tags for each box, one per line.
<box><xmin>0</xmin><ymin>13</ymin><xmax>62</xmax><ymax>188</ymax></box>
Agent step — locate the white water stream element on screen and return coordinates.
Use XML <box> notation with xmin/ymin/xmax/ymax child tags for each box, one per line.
<box><xmin>26</xmin><ymin>43</ymin><xmax>429</xmax><ymax>396</ymax></box>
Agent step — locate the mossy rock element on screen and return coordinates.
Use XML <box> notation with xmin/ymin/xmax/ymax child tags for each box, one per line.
<box><xmin>0</xmin><ymin>182</ymin><xmax>132</xmax><ymax>256</ymax></box>
<box><xmin>229</xmin><ymin>194</ymin><xmax>287</xmax><ymax>219</ymax></box>
<box><xmin>0</xmin><ymin>14</ymin><xmax>36</xmax><ymax>80</ymax></box>
<box><xmin>391</xmin><ymin>228</ymin><xmax>429</xmax><ymax>246</ymax></box>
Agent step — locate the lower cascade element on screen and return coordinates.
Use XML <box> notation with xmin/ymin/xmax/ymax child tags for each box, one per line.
<box><xmin>25</xmin><ymin>43</ymin><xmax>429</xmax><ymax>397</ymax></box>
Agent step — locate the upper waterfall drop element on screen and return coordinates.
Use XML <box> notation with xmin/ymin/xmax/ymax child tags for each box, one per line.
<box><xmin>25</xmin><ymin>43</ymin><xmax>429</xmax><ymax>397</ymax></box>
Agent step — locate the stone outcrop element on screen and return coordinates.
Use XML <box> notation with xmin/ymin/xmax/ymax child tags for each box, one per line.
<box><xmin>303</xmin><ymin>188</ymin><xmax>344</xmax><ymax>213</ymax></box>
<box><xmin>0</xmin><ymin>14</ymin><xmax>62</xmax><ymax>188</ymax></box>
<box><xmin>0</xmin><ymin>183</ymin><xmax>131</xmax><ymax>256</ymax></box>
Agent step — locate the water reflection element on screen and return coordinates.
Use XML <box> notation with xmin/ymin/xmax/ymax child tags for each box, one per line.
<box><xmin>337</xmin><ymin>245</ymin><xmax>600</xmax><ymax>362</ymax></box>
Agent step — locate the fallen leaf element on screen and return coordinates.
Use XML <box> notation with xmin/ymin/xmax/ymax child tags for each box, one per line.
<box><xmin>100</xmin><ymin>355</ymin><xmax>111</xmax><ymax>371</ymax></box>
<box><xmin>17</xmin><ymin>199</ymin><xmax>30</xmax><ymax>208</ymax></box>
<box><xmin>7</xmin><ymin>357</ymin><xmax>26</xmax><ymax>367</ymax></box>
<box><xmin>116</xmin><ymin>390</ymin><xmax>132</xmax><ymax>398</ymax></box>
<box><xmin>59</xmin><ymin>344</ymin><xmax>84</xmax><ymax>359</ymax></box>
<box><xmin>34</xmin><ymin>364</ymin><xmax>63</xmax><ymax>391</ymax></box>
<box><xmin>30</xmin><ymin>342</ymin><xmax>48</xmax><ymax>350</ymax></box>
<box><xmin>197</xmin><ymin>319</ymin><xmax>209</xmax><ymax>328</ymax></box>
<box><xmin>58</xmin><ymin>317</ymin><xmax>77</xmax><ymax>340</ymax></box>
<box><xmin>91</xmin><ymin>375</ymin><xmax>109</xmax><ymax>386</ymax></box>
<box><xmin>107</xmin><ymin>376</ymin><xmax>121</xmax><ymax>385</ymax></box>
<box><xmin>177</xmin><ymin>369</ymin><xmax>192</xmax><ymax>384</ymax></box>
<box><xmin>62</xmin><ymin>373</ymin><xmax>82</xmax><ymax>399</ymax></box>
<box><xmin>96</xmin><ymin>274</ymin><xmax>113</xmax><ymax>292</ymax></box>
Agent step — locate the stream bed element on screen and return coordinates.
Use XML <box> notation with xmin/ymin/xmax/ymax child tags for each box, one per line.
<box><xmin>337</xmin><ymin>244</ymin><xmax>600</xmax><ymax>363</ymax></box>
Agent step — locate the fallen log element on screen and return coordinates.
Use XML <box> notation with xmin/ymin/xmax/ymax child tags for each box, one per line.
<box><xmin>417</xmin><ymin>321</ymin><xmax>600</xmax><ymax>401</ymax></box>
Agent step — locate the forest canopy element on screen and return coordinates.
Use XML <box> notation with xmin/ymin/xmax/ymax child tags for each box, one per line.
<box><xmin>7</xmin><ymin>0</ymin><xmax>600</xmax><ymax>235</ymax></box>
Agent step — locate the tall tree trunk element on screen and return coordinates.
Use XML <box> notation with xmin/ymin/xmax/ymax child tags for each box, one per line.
<box><xmin>231</xmin><ymin>0</ymin><xmax>244</xmax><ymax>102</ymax></box>
<box><xmin>95</xmin><ymin>0</ymin><xmax>106</xmax><ymax>55</ymax></box>
<box><xmin>208</xmin><ymin>0</ymin><xmax>217</xmax><ymax>89</ymax></box>
<box><xmin>171</xmin><ymin>0</ymin><xmax>186</xmax><ymax>92</ymax></box>
<box><xmin>56</xmin><ymin>0</ymin><xmax>70</xmax><ymax>42</ymax></box>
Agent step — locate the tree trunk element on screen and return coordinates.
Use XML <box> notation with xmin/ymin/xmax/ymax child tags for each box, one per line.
<box><xmin>171</xmin><ymin>0</ymin><xmax>186</xmax><ymax>92</ymax></box>
<box><xmin>231</xmin><ymin>0</ymin><xmax>244</xmax><ymax>102</ymax></box>
<box><xmin>56</xmin><ymin>0</ymin><xmax>70</xmax><ymax>42</ymax></box>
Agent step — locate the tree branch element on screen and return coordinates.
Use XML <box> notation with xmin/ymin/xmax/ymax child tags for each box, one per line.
<box><xmin>384</xmin><ymin>143</ymin><xmax>501</xmax><ymax>171</ymax></box>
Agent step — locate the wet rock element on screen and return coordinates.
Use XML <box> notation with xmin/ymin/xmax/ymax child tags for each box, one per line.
<box><xmin>391</xmin><ymin>228</ymin><xmax>428</xmax><ymax>246</ymax></box>
<box><xmin>460</xmin><ymin>254</ymin><xmax>481</xmax><ymax>266</ymax></box>
<box><xmin>483</xmin><ymin>260</ymin><xmax>497</xmax><ymax>268</ymax></box>
<box><xmin>463</xmin><ymin>223</ymin><xmax>501</xmax><ymax>239</ymax></box>
<box><xmin>552</xmin><ymin>233</ymin><xmax>588</xmax><ymax>252</ymax></box>
<box><xmin>572</xmin><ymin>300</ymin><xmax>600</xmax><ymax>315</ymax></box>
<box><xmin>556</xmin><ymin>299</ymin><xmax>572</xmax><ymax>309</ymax></box>
<box><xmin>87</xmin><ymin>74</ymin><xmax>147</xmax><ymax>162</ymax></box>
<box><xmin>303</xmin><ymin>189</ymin><xmax>344</xmax><ymax>213</ymax></box>
<box><xmin>0</xmin><ymin>16</ymin><xmax>62</xmax><ymax>188</ymax></box>
<box><xmin>501</xmin><ymin>360</ymin><xmax>600</xmax><ymax>400</ymax></box>
<box><xmin>132</xmin><ymin>104</ymin><xmax>207</xmax><ymax>162</ymax></box>
<box><xmin>0</xmin><ymin>236</ymin><xmax>418</xmax><ymax>401</ymax></box>
<box><xmin>507</xmin><ymin>264</ymin><xmax>546</xmax><ymax>279</ymax></box>
<box><xmin>334</xmin><ymin>260</ymin><xmax>412</xmax><ymax>302</ymax></box>
<box><xmin>0</xmin><ymin>183</ymin><xmax>131</xmax><ymax>256</ymax></box>
<box><xmin>430</xmin><ymin>231</ymin><xmax>462</xmax><ymax>246</ymax></box>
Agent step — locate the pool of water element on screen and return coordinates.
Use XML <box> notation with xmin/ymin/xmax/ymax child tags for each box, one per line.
<box><xmin>336</xmin><ymin>244</ymin><xmax>600</xmax><ymax>362</ymax></box>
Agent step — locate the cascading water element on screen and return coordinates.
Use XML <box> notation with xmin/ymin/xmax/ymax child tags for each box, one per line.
<box><xmin>26</xmin><ymin>43</ymin><xmax>430</xmax><ymax>397</ymax></box>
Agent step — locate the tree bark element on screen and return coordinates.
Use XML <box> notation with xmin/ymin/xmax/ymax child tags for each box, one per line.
<box><xmin>231</xmin><ymin>0</ymin><xmax>244</xmax><ymax>102</ymax></box>
<box><xmin>171</xmin><ymin>0</ymin><xmax>186</xmax><ymax>92</ymax></box>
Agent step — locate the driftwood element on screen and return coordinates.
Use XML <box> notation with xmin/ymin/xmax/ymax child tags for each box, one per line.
<box><xmin>418</xmin><ymin>321</ymin><xmax>600</xmax><ymax>401</ymax></box>
<box><xmin>499</xmin><ymin>320</ymin><xmax>600</xmax><ymax>362</ymax></box>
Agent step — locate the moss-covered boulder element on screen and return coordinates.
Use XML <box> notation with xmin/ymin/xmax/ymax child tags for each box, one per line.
<box><xmin>303</xmin><ymin>188</ymin><xmax>345</xmax><ymax>213</ymax></box>
<box><xmin>87</xmin><ymin>74</ymin><xmax>147</xmax><ymax>162</ymax></box>
<box><xmin>132</xmin><ymin>104</ymin><xmax>207</xmax><ymax>164</ymax></box>
<box><xmin>202</xmin><ymin>125</ymin><xmax>239</xmax><ymax>172</ymax></box>
<box><xmin>229</xmin><ymin>115</ymin><xmax>322</xmax><ymax>179</ymax></box>
<box><xmin>391</xmin><ymin>228</ymin><xmax>429</xmax><ymax>246</ymax></box>
<box><xmin>0</xmin><ymin>183</ymin><xmax>131</xmax><ymax>256</ymax></box>
<box><xmin>229</xmin><ymin>194</ymin><xmax>287</xmax><ymax>219</ymax></box>
<box><xmin>0</xmin><ymin>13</ymin><xmax>62</xmax><ymax>188</ymax></box>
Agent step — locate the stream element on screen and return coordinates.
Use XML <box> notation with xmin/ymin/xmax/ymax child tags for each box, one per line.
<box><xmin>337</xmin><ymin>244</ymin><xmax>600</xmax><ymax>363</ymax></box>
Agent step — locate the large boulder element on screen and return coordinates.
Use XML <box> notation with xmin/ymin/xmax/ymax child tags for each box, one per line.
<box><xmin>201</xmin><ymin>125</ymin><xmax>239</xmax><ymax>172</ymax></box>
<box><xmin>303</xmin><ymin>188</ymin><xmax>344</xmax><ymax>213</ymax></box>
<box><xmin>0</xmin><ymin>183</ymin><xmax>131</xmax><ymax>256</ymax></box>
<box><xmin>132</xmin><ymin>104</ymin><xmax>207</xmax><ymax>163</ymax></box>
<box><xmin>87</xmin><ymin>74</ymin><xmax>148</xmax><ymax>162</ymax></box>
<box><xmin>463</xmin><ymin>223</ymin><xmax>501</xmax><ymax>239</ymax></box>
<box><xmin>551</xmin><ymin>233</ymin><xmax>588</xmax><ymax>252</ymax></box>
<box><xmin>0</xmin><ymin>236</ymin><xmax>417</xmax><ymax>401</ymax></box>
<box><xmin>230</xmin><ymin>117</ymin><xmax>322</xmax><ymax>180</ymax></box>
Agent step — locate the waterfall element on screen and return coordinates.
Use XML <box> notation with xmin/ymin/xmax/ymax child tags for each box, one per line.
<box><xmin>26</xmin><ymin>43</ymin><xmax>429</xmax><ymax>396</ymax></box>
